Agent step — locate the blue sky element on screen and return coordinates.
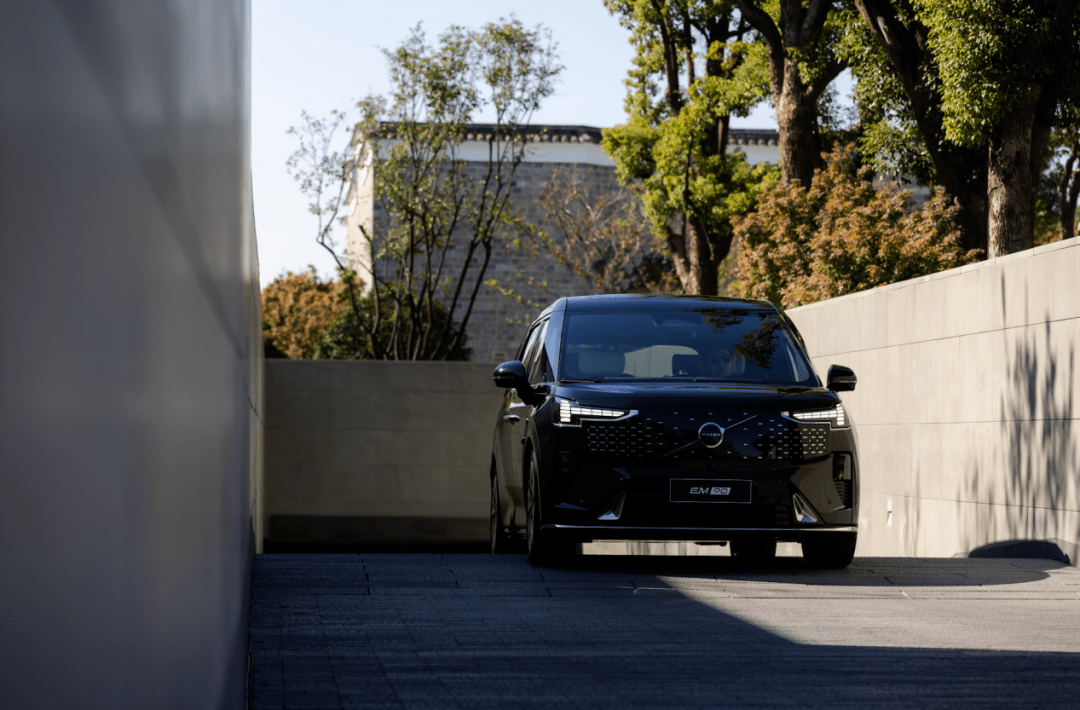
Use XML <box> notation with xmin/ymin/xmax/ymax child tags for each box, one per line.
<box><xmin>252</xmin><ymin>0</ymin><xmax>785</xmax><ymax>287</ymax></box>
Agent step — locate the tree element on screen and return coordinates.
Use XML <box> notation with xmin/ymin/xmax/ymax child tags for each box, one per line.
<box><xmin>733</xmin><ymin>144</ymin><xmax>981</xmax><ymax>307</ymax></box>
<box><xmin>1048</xmin><ymin>123</ymin><xmax>1080</xmax><ymax>241</ymax></box>
<box><xmin>913</xmin><ymin>0</ymin><xmax>1080</xmax><ymax>256</ymax></box>
<box><xmin>261</xmin><ymin>268</ymin><xmax>354</xmax><ymax>359</ymax></box>
<box><xmin>285</xmin><ymin>109</ymin><xmax>369</xmax><ymax>351</ymax></box>
<box><xmin>602</xmin><ymin>0</ymin><xmax>778</xmax><ymax>295</ymax></box>
<box><xmin>289</xmin><ymin>19</ymin><xmax>561</xmax><ymax>359</ymax></box>
<box><xmin>841</xmin><ymin>0</ymin><xmax>990</xmax><ymax>255</ymax></box>
<box><xmin>316</xmin><ymin>286</ymin><xmax>470</xmax><ymax>360</ymax></box>
<box><xmin>734</xmin><ymin>0</ymin><xmax>848</xmax><ymax>188</ymax></box>
<box><xmin>512</xmin><ymin>166</ymin><xmax>670</xmax><ymax>294</ymax></box>
<box><xmin>353</xmin><ymin>20</ymin><xmax>561</xmax><ymax>359</ymax></box>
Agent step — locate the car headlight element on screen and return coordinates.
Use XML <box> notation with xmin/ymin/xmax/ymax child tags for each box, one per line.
<box><xmin>556</xmin><ymin>398</ymin><xmax>628</xmax><ymax>426</ymax></box>
<box><xmin>783</xmin><ymin>403</ymin><xmax>847</xmax><ymax>428</ymax></box>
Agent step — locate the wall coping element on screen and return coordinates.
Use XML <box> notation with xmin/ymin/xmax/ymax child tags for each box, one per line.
<box><xmin>788</xmin><ymin>235</ymin><xmax>1079</xmax><ymax>316</ymax></box>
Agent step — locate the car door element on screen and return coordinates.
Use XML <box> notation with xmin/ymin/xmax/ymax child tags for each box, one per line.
<box><xmin>503</xmin><ymin>319</ymin><xmax>548</xmax><ymax>512</ymax></box>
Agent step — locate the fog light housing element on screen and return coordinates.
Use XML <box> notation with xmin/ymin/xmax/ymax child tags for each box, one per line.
<box><xmin>792</xmin><ymin>493</ymin><xmax>819</xmax><ymax>524</ymax></box>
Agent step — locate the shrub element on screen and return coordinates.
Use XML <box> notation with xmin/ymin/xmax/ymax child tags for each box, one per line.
<box><xmin>733</xmin><ymin>144</ymin><xmax>982</xmax><ymax>308</ymax></box>
<box><xmin>261</xmin><ymin>268</ymin><xmax>352</xmax><ymax>359</ymax></box>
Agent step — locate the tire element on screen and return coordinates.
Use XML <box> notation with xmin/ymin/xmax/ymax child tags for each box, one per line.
<box><xmin>730</xmin><ymin>539</ymin><xmax>777</xmax><ymax>565</ymax></box>
<box><xmin>490</xmin><ymin>472</ymin><xmax>513</xmax><ymax>554</ymax></box>
<box><xmin>801</xmin><ymin>536</ymin><xmax>857</xmax><ymax>568</ymax></box>
<box><xmin>525</xmin><ymin>452</ymin><xmax>574</xmax><ymax>565</ymax></box>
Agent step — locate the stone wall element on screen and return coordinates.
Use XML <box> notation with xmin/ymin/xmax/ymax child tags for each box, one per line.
<box><xmin>788</xmin><ymin>236</ymin><xmax>1080</xmax><ymax>563</ymax></box>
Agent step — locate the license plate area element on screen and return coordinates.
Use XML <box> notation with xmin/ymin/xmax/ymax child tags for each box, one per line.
<box><xmin>670</xmin><ymin>479</ymin><xmax>752</xmax><ymax>504</ymax></box>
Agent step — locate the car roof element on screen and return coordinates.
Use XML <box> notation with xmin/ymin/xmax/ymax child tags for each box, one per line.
<box><xmin>559</xmin><ymin>294</ymin><xmax>777</xmax><ymax>313</ymax></box>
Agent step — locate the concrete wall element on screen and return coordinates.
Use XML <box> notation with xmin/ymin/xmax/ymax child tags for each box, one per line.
<box><xmin>264</xmin><ymin>361</ymin><xmax>496</xmax><ymax>548</ymax></box>
<box><xmin>788</xmin><ymin>237</ymin><xmax>1080</xmax><ymax>563</ymax></box>
<box><xmin>1</xmin><ymin>2</ymin><xmax>261</xmax><ymax>708</ymax></box>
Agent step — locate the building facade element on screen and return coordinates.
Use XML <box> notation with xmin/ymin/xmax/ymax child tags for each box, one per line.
<box><xmin>345</xmin><ymin>123</ymin><xmax>778</xmax><ymax>363</ymax></box>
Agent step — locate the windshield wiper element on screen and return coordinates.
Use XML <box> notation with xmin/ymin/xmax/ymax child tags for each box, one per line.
<box><xmin>560</xmin><ymin>378</ymin><xmax>603</xmax><ymax>383</ymax></box>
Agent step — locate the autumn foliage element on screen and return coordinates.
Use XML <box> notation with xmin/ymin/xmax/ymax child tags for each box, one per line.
<box><xmin>733</xmin><ymin>145</ymin><xmax>982</xmax><ymax>308</ymax></box>
<box><xmin>261</xmin><ymin>268</ymin><xmax>353</xmax><ymax>359</ymax></box>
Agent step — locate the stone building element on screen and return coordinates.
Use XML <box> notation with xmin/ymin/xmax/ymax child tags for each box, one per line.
<box><xmin>344</xmin><ymin>123</ymin><xmax>778</xmax><ymax>363</ymax></box>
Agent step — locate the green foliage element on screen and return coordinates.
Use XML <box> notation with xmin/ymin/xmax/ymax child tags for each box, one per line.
<box><xmin>733</xmin><ymin>144</ymin><xmax>981</xmax><ymax>307</ymax></box>
<box><xmin>317</xmin><ymin>286</ymin><xmax>470</xmax><ymax>361</ymax></box>
<box><xmin>835</xmin><ymin>6</ymin><xmax>938</xmax><ymax>183</ymax></box>
<box><xmin>914</xmin><ymin>0</ymin><xmax>1080</xmax><ymax>147</ymax></box>
<box><xmin>602</xmin><ymin>0</ymin><xmax>777</xmax><ymax>294</ymax></box>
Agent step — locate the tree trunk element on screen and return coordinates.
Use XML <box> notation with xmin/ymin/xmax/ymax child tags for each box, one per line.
<box><xmin>776</xmin><ymin>65</ymin><xmax>822</xmax><ymax>188</ymax></box>
<box><xmin>940</xmin><ymin>159</ymin><xmax>989</xmax><ymax>254</ymax></box>
<box><xmin>668</xmin><ymin>222</ymin><xmax>721</xmax><ymax>295</ymax></box>
<box><xmin>987</xmin><ymin>93</ymin><xmax>1041</xmax><ymax>257</ymax></box>
<box><xmin>852</xmin><ymin>0</ymin><xmax>989</xmax><ymax>257</ymax></box>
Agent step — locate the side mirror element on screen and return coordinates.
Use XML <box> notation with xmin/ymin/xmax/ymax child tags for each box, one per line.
<box><xmin>827</xmin><ymin>365</ymin><xmax>857</xmax><ymax>392</ymax></box>
<box><xmin>493</xmin><ymin>360</ymin><xmax>530</xmax><ymax>392</ymax></box>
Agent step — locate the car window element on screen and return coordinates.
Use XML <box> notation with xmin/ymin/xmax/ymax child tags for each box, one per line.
<box><xmin>560</xmin><ymin>309</ymin><xmax>816</xmax><ymax>385</ymax></box>
<box><xmin>519</xmin><ymin>319</ymin><xmax>547</xmax><ymax>376</ymax></box>
<box><xmin>527</xmin><ymin>320</ymin><xmax>551</xmax><ymax>384</ymax></box>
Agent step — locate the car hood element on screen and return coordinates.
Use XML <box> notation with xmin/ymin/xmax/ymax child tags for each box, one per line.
<box><xmin>553</xmin><ymin>380</ymin><xmax>839</xmax><ymax>411</ymax></box>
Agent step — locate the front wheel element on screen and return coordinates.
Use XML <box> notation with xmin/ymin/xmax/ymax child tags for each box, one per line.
<box><xmin>801</xmin><ymin>536</ymin><xmax>857</xmax><ymax>568</ymax></box>
<box><xmin>526</xmin><ymin>452</ymin><xmax>574</xmax><ymax>565</ymax></box>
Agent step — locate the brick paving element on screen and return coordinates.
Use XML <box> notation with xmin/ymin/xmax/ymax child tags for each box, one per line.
<box><xmin>249</xmin><ymin>553</ymin><xmax>1080</xmax><ymax>709</ymax></box>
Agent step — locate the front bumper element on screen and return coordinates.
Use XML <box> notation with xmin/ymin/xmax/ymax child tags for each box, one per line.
<box><xmin>547</xmin><ymin>524</ymin><xmax>857</xmax><ymax>544</ymax></box>
<box><xmin>539</xmin><ymin>412</ymin><xmax>859</xmax><ymax>543</ymax></box>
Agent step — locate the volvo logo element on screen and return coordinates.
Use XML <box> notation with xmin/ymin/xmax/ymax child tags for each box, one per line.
<box><xmin>698</xmin><ymin>422</ymin><xmax>725</xmax><ymax>448</ymax></box>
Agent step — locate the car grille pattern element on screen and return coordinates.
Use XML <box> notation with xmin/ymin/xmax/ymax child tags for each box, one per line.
<box><xmin>771</xmin><ymin>424</ymin><xmax>830</xmax><ymax>459</ymax></box>
<box><xmin>586</xmin><ymin>421</ymin><xmax>657</xmax><ymax>457</ymax></box>
<box><xmin>582</xmin><ymin>412</ymin><xmax>830</xmax><ymax>461</ymax></box>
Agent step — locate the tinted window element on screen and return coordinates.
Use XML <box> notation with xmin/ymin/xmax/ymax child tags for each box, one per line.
<box><xmin>527</xmin><ymin>320</ymin><xmax>551</xmax><ymax>384</ymax></box>
<box><xmin>560</xmin><ymin>309</ymin><xmax>814</xmax><ymax>385</ymax></box>
<box><xmin>520</xmin><ymin>319</ymin><xmax>547</xmax><ymax>378</ymax></box>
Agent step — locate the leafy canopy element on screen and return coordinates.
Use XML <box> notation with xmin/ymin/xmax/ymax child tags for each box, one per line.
<box><xmin>734</xmin><ymin>144</ymin><xmax>982</xmax><ymax>307</ymax></box>
<box><xmin>914</xmin><ymin>0</ymin><xmax>1080</xmax><ymax>147</ymax></box>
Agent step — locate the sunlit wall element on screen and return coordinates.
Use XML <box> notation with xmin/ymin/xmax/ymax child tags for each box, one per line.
<box><xmin>0</xmin><ymin>2</ymin><xmax>262</xmax><ymax>707</ymax></box>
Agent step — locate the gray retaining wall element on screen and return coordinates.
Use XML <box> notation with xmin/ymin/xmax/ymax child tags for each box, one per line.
<box><xmin>788</xmin><ymin>236</ymin><xmax>1080</xmax><ymax>563</ymax></box>
<box><xmin>264</xmin><ymin>361</ymin><xmax>497</xmax><ymax>548</ymax></box>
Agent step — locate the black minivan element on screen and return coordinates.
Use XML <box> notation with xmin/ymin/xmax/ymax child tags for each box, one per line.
<box><xmin>489</xmin><ymin>295</ymin><xmax>859</xmax><ymax>567</ymax></box>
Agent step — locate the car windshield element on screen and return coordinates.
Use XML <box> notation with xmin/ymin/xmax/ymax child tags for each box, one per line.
<box><xmin>560</xmin><ymin>308</ymin><xmax>816</xmax><ymax>385</ymax></box>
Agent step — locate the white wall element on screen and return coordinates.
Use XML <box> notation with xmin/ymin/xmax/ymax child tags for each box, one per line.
<box><xmin>789</xmin><ymin>237</ymin><xmax>1080</xmax><ymax>563</ymax></box>
<box><xmin>0</xmin><ymin>2</ymin><xmax>262</xmax><ymax>707</ymax></box>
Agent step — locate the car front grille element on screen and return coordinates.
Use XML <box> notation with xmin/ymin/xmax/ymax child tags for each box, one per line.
<box><xmin>586</xmin><ymin>420</ymin><xmax>657</xmax><ymax>457</ymax></box>
<box><xmin>582</xmin><ymin>412</ymin><xmax>830</xmax><ymax>461</ymax></box>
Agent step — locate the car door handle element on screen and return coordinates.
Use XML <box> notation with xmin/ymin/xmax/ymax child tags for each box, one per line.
<box><xmin>502</xmin><ymin>415</ymin><xmax>520</xmax><ymax>423</ymax></box>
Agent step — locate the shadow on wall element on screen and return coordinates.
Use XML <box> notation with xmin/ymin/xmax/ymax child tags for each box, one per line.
<box><xmin>965</xmin><ymin>273</ymin><xmax>1078</xmax><ymax>563</ymax></box>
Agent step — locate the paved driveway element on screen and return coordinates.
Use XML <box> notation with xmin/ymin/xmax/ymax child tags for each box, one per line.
<box><xmin>249</xmin><ymin>553</ymin><xmax>1080</xmax><ymax>709</ymax></box>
